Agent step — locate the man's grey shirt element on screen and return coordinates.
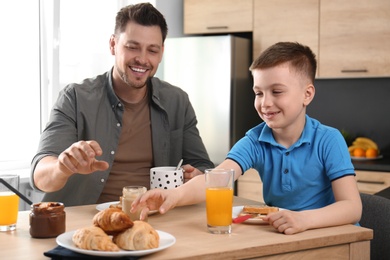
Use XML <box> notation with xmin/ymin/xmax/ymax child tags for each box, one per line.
<box><xmin>30</xmin><ymin>69</ymin><xmax>214</xmax><ymax>206</ymax></box>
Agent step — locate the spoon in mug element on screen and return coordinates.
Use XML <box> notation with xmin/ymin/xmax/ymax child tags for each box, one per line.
<box><xmin>175</xmin><ymin>159</ymin><xmax>183</xmax><ymax>170</ymax></box>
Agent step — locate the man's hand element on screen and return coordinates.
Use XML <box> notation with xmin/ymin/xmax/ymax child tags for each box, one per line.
<box><xmin>34</xmin><ymin>140</ymin><xmax>110</xmax><ymax>192</ymax></box>
<box><xmin>58</xmin><ymin>140</ymin><xmax>109</xmax><ymax>175</ymax></box>
<box><xmin>182</xmin><ymin>164</ymin><xmax>204</xmax><ymax>182</ymax></box>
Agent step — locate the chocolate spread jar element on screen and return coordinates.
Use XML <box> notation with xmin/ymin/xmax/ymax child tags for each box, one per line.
<box><xmin>29</xmin><ymin>202</ymin><xmax>66</xmax><ymax>238</ymax></box>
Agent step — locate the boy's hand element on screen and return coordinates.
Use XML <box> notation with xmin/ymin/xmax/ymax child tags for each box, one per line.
<box><xmin>263</xmin><ymin>210</ymin><xmax>308</xmax><ymax>235</ymax></box>
<box><xmin>131</xmin><ymin>189</ymin><xmax>179</xmax><ymax>220</ymax></box>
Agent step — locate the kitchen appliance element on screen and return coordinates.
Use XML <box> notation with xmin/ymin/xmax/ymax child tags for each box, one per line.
<box><xmin>156</xmin><ymin>35</ymin><xmax>260</xmax><ymax>165</ymax></box>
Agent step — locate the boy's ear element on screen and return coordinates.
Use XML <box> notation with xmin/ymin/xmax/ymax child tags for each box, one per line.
<box><xmin>303</xmin><ymin>84</ymin><xmax>315</xmax><ymax>106</ymax></box>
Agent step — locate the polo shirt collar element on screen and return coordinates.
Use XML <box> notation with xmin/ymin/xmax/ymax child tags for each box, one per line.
<box><xmin>258</xmin><ymin>115</ymin><xmax>312</xmax><ymax>149</ymax></box>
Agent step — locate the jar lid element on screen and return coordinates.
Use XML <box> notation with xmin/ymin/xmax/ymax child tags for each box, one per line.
<box><xmin>31</xmin><ymin>202</ymin><xmax>64</xmax><ymax>214</ymax></box>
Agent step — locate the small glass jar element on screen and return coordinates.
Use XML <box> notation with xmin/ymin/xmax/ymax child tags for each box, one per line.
<box><xmin>29</xmin><ymin>202</ymin><xmax>66</xmax><ymax>238</ymax></box>
<box><xmin>122</xmin><ymin>186</ymin><xmax>147</xmax><ymax>221</ymax></box>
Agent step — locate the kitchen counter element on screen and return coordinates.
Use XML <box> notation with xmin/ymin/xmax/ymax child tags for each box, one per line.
<box><xmin>352</xmin><ymin>155</ymin><xmax>390</xmax><ymax>172</ymax></box>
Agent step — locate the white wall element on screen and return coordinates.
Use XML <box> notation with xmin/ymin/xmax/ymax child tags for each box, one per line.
<box><xmin>156</xmin><ymin>0</ymin><xmax>185</xmax><ymax>38</ymax></box>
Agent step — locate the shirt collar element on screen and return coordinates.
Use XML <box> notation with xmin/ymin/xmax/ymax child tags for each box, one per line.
<box><xmin>258</xmin><ymin>115</ymin><xmax>312</xmax><ymax>149</ymax></box>
<box><xmin>150</xmin><ymin>77</ymin><xmax>166</xmax><ymax>111</ymax></box>
<box><xmin>106</xmin><ymin>71</ymin><xmax>164</xmax><ymax>112</ymax></box>
<box><xmin>106</xmin><ymin>68</ymin><xmax>123</xmax><ymax>111</ymax></box>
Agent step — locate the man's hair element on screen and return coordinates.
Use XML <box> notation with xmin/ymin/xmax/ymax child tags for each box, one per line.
<box><xmin>250</xmin><ymin>42</ymin><xmax>317</xmax><ymax>83</ymax></box>
<box><xmin>114</xmin><ymin>3</ymin><xmax>168</xmax><ymax>43</ymax></box>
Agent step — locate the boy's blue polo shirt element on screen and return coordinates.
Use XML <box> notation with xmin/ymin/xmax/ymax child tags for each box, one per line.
<box><xmin>227</xmin><ymin>115</ymin><xmax>355</xmax><ymax>211</ymax></box>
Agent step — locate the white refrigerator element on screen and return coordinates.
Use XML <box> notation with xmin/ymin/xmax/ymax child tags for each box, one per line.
<box><xmin>156</xmin><ymin>35</ymin><xmax>260</xmax><ymax>165</ymax></box>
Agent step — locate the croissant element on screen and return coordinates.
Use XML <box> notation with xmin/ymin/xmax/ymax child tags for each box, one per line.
<box><xmin>72</xmin><ymin>226</ymin><xmax>120</xmax><ymax>252</ymax></box>
<box><xmin>93</xmin><ymin>208</ymin><xmax>133</xmax><ymax>234</ymax></box>
<box><xmin>113</xmin><ymin>221</ymin><xmax>159</xmax><ymax>251</ymax></box>
<box><xmin>109</xmin><ymin>196</ymin><xmax>123</xmax><ymax>210</ymax></box>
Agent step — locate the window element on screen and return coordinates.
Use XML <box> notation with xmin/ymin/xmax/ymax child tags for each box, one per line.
<box><xmin>41</xmin><ymin>0</ymin><xmax>155</xmax><ymax>126</ymax></box>
<box><xmin>0</xmin><ymin>1</ymin><xmax>40</xmax><ymax>168</ymax></box>
<box><xmin>0</xmin><ymin>0</ymin><xmax>154</xmax><ymax>175</ymax></box>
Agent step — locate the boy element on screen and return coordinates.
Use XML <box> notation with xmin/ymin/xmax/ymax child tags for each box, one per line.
<box><xmin>132</xmin><ymin>42</ymin><xmax>362</xmax><ymax>235</ymax></box>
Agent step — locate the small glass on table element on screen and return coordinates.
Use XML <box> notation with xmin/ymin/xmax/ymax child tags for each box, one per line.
<box><xmin>122</xmin><ymin>186</ymin><xmax>147</xmax><ymax>222</ymax></box>
<box><xmin>205</xmin><ymin>169</ymin><xmax>234</xmax><ymax>234</ymax></box>
<box><xmin>0</xmin><ymin>175</ymin><xmax>20</xmax><ymax>231</ymax></box>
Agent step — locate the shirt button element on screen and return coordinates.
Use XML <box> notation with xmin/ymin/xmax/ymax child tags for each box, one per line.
<box><xmin>117</xmin><ymin>122</ymin><xmax>121</xmax><ymax>127</ymax></box>
<box><xmin>118</xmin><ymin>103</ymin><xmax>122</xmax><ymax>107</ymax></box>
<box><xmin>284</xmin><ymin>169</ymin><xmax>289</xmax><ymax>174</ymax></box>
<box><xmin>100</xmin><ymin>179</ymin><xmax>105</xmax><ymax>183</ymax></box>
<box><xmin>285</xmin><ymin>152</ymin><xmax>290</xmax><ymax>156</ymax></box>
<box><xmin>111</xmin><ymin>151</ymin><xmax>115</xmax><ymax>155</ymax></box>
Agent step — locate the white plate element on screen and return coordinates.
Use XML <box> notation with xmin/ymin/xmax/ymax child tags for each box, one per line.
<box><xmin>232</xmin><ymin>206</ymin><xmax>284</xmax><ymax>224</ymax></box>
<box><xmin>232</xmin><ymin>206</ymin><xmax>268</xmax><ymax>224</ymax></box>
<box><xmin>95</xmin><ymin>201</ymin><xmax>120</xmax><ymax>211</ymax></box>
<box><xmin>96</xmin><ymin>201</ymin><xmax>158</xmax><ymax>216</ymax></box>
<box><xmin>351</xmin><ymin>155</ymin><xmax>383</xmax><ymax>161</ymax></box>
<box><xmin>56</xmin><ymin>230</ymin><xmax>175</xmax><ymax>257</ymax></box>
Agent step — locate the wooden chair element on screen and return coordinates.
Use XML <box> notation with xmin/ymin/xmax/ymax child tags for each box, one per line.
<box><xmin>359</xmin><ymin>193</ymin><xmax>390</xmax><ymax>260</ymax></box>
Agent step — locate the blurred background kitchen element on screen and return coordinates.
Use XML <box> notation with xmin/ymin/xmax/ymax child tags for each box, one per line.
<box><xmin>1</xmin><ymin>0</ymin><xmax>389</xmax><ymax>209</ymax></box>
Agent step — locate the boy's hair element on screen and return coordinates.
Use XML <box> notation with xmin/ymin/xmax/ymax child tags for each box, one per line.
<box><xmin>114</xmin><ymin>3</ymin><xmax>168</xmax><ymax>43</ymax></box>
<box><xmin>250</xmin><ymin>42</ymin><xmax>317</xmax><ymax>83</ymax></box>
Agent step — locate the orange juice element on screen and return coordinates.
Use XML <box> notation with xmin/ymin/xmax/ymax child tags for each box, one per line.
<box><xmin>0</xmin><ymin>191</ymin><xmax>19</xmax><ymax>225</ymax></box>
<box><xmin>206</xmin><ymin>187</ymin><xmax>233</xmax><ymax>226</ymax></box>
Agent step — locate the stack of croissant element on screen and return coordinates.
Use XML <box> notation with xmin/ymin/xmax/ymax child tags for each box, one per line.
<box><xmin>72</xmin><ymin>208</ymin><xmax>159</xmax><ymax>252</ymax></box>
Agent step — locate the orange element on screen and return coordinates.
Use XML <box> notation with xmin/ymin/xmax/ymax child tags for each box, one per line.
<box><xmin>365</xmin><ymin>148</ymin><xmax>378</xmax><ymax>158</ymax></box>
<box><xmin>353</xmin><ymin>148</ymin><xmax>366</xmax><ymax>157</ymax></box>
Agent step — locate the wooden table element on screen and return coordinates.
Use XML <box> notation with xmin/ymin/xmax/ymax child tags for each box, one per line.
<box><xmin>0</xmin><ymin>197</ymin><xmax>373</xmax><ymax>259</ymax></box>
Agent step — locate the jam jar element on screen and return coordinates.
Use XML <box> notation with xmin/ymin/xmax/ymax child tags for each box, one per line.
<box><xmin>29</xmin><ymin>202</ymin><xmax>66</xmax><ymax>238</ymax></box>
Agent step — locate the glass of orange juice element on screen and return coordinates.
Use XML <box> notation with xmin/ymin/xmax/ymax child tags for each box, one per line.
<box><xmin>205</xmin><ymin>169</ymin><xmax>234</xmax><ymax>234</ymax></box>
<box><xmin>0</xmin><ymin>175</ymin><xmax>20</xmax><ymax>231</ymax></box>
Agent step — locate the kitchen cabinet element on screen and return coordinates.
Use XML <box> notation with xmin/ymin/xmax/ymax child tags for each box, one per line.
<box><xmin>237</xmin><ymin>169</ymin><xmax>264</xmax><ymax>202</ymax></box>
<box><xmin>355</xmin><ymin>170</ymin><xmax>390</xmax><ymax>195</ymax></box>
<box><xmin>319</xmin><ymin>0</ymin><xmax>390</xmax><ymax>78</ymax></box>
<box><xmin>183</xmin><ymin>0</ymin><xmax>390</xmax><ymax>78</ymax></box>
<box><xmin>252</xmin><ymin>0</ymin><xmax>319</xmax><ymax>64</ymax></box>
<box><xmin>252</xmin><ymin>0</ymin><xmax>390</xmax><ymax>78</ymax></box>
<box><xmin>183</xmin><ymin>0</ymin><xmax>253</xmax><ymax>34</ymax></box>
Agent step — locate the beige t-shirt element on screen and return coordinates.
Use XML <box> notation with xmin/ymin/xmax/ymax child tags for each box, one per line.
<box><xmin>97</xmin><ymin>96</ymin><xmax>153</xmax><ymax>203</ymax></box>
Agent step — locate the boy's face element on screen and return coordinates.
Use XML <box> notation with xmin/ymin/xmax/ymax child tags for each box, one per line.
<box><xmin>252</xmin><ymin>63</ymin><xmax>314</xmax><ymax>133</ymax></box>
<box><xmin>110</xmin><ymin>21</ymin><xmax>164</xmax><ymax>89</ymax></box>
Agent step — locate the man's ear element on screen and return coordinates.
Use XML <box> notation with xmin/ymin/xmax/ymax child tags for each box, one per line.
<box><xmin>160</xmin><ymin>45</ymin><xmax>164</xmax><ymax>63</ymax></box>
<box><xmin>109</xmin><ymin>34</ymin><xmax>116</xmax><ymax>55</ymax></box>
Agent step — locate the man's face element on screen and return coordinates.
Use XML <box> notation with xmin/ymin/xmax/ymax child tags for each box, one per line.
<box><xmin>110</xmin><ymin>21</ymin><xmax>164</xmax><ymax>89</ymax></box>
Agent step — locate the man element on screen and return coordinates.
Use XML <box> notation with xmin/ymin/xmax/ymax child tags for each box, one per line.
<box><xmin>30</xmin><ymin>3</ymin><xmax>214</xmax><ymax>206</ymax></box>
